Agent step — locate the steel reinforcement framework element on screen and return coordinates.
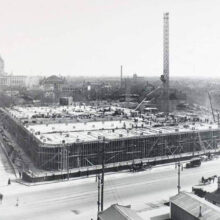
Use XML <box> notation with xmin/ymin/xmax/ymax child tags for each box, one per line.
<box><xmin>1</xmin><ymin>109</ymin><xmax>220</xmax><ymax>171</ymax></box>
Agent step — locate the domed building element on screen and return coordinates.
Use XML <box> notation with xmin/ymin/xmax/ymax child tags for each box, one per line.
<box><xmin>42</xmin><ymin>75</ymin><xmax>65</xmax><ymax>91</ymax></box>
<box><xmin>0</xmin><ymin>55</ymin><xmax>5</xmax><ymax>75</ymax></box>
<box><xmin>40</xmin><ymin>75</ymin><xmax>66</xmax><ymax>101</ymax></box>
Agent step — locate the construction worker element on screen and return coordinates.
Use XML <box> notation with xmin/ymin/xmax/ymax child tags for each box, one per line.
<box><xmin>16</xmin><ymin>197</ymin><xmax>19</xmax><ymax>207</ymax></box>
<box><xmin>201</xmin><ymin>176</ymin><xmax>205</xmax><ymax>183</ymax></box>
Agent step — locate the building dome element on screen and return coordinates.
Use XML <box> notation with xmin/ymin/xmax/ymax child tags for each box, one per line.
<box><xmin>0</xmin><ymin>55</ymin><xmax>5</xmax><ymax>75</ymax></box>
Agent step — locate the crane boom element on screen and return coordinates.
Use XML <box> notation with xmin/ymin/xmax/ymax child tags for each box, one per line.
<box><xmin>208</xmin><ymin>91</ymin><xmax>215</xmax><ymax>122</ymax></box>
<box><xmin>134</xmin><ymin>86</ymin><xmax>161</xmax><ymax>111</ymax></box>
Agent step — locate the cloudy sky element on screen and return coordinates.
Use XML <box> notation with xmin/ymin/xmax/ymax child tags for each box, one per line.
<box><xmin>0</xmin><ymin>0</ymin><xmax>220</xmax><ymax>78</ymax></box>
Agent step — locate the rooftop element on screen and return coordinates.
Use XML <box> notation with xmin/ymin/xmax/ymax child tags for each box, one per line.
<box><xmin>43</xmin><ymin>75</ymin><xmax>65</xmax><ymax>84</ymax></box>
<box><xmin>98</xmin><ymin>204</ymin><xmax>144</xmax><ymax>220</ymax></box>
<box><xmin>8</xmin><ymin>105</ymin><xmax>133</xmax><ymax>120</ymax></box>
<box><xmin>5</xmin><ymin>105</ymin><xmax>219</xmax><ymax>146</ymax></box>
<box><xmin>170</xmin><ymin>191</ymin><xmax>220</xmax><ymax>220</ymax></box>
<box><xmin>24</xmin><ymin>120</ymin><xmax>218</xmax><ymax>145</ymax></box>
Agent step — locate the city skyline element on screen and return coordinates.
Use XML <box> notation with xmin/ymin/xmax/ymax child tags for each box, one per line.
<box><xmin>0</xmin><ymin>0</ymin><xmax>220</xmax><ymax>78</ymax></box>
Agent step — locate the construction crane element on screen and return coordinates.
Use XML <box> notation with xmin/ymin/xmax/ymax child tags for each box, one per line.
<box><xmin>134</xmin><ymin>86</ymin><xmax>161</xmax><ymax>111</ymax></box>
<box><xmin>135</xmin><ymin>13</ymin><xmax>170</xmax><ymax>113</ymax></box>
<box><xmin>208</xmin><ymin>91</ymin><xmax>215</xmax><ymax>123</ymax></box>
<box><xmin>161</xmin><ymin>12</ymin><xmax>170</xmax><ymax>114</ymax></box>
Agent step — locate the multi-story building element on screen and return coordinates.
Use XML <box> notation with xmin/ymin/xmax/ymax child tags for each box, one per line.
<box><xmin>0</xmin><ymin>74</ymin><xmax>27</xmax><ymax>89</ymax></box>
<box><xmin>0</xmin><ymin>55</ymin><xmax>27</xmax><ymax>89</ymax></box>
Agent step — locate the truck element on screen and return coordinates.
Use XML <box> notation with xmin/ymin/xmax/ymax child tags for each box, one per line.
<box><xmin>130</xmin><ymin>161</ymin><xmax>152</xmax><ymax>172</ymax></box>
<box><xmin>185</xmin><ymin>157</ymin><xmax>201</xmax><ymax>168</ymax></box>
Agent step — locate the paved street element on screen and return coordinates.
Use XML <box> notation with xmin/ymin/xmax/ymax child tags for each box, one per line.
<box><xmin>0</xmin><ymin>158</ymin><xmax>220</xmax><ymax>220</ymax></box>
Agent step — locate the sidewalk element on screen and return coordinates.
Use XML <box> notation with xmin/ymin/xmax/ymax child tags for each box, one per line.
<box><xmin>21</xmin><ymin>148</ymin><xmax>220</xmax><ymax>183</ymax></box>
<box><xmin>0</xmin><ymin>141</ymin><xmax>16</xmax><ymax>187</ymax></box>
<box><xmin>16</xmin><ymin>156</ymin><xmax>220</xmax><ymax>187</ymax></box>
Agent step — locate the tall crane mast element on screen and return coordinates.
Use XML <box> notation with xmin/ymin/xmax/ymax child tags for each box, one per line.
<box><xmin>161</xmin><ymin>12</ymin><xmax>170</xmax><ymax>114</ymax></box>
<box><xmin>135</xmin><ymin>13</ymin><xmax>170</xmax><ymax>113</ymax></box>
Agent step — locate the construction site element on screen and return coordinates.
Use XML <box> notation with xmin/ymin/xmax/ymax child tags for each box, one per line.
<box><xmin>0</xmin><ymin>13</ymin><xmax>219</xmax><ymax>182</ymax></box>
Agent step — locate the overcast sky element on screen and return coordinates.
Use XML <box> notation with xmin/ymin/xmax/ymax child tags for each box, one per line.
<box><xmin>0</xmin><ymin>0</ymin><xmax>220</xmax><ymax>78</ymax></box>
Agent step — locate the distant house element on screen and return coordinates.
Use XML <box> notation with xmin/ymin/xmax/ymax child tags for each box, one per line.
<box><xmin>98</xmin><ymin>204</ymin><xmax>144</xmax><ymax>220</ymax></box>
<box><xmin>59</xmin><ymin>97</ymin><xmax>73</xmax><ymax>106</ymax></box>
<box><xmin>170</xmin><ymin>191</ymin><xmax>220</xmax><ymax>220</ymax></box>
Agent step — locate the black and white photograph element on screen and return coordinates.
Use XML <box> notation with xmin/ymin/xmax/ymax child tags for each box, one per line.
<box><xmin>1</xmin><ymin>0</ymin><xmax>220</xmax><ymax>219</ymax></box>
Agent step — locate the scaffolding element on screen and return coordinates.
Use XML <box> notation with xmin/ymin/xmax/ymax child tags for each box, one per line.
<box><xmin>2</xmin><ymin>108</ymin><xmax>220</xmax><ymax>171</ymax></box>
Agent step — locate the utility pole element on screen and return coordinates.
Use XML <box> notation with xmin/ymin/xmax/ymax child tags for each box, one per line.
<box><xmin>177</xmin><ymin>161</ymin><xmax>181</xmax><ymax>194</ymax></box>
<box><xmin>97</xmin><ymin>174</ymin><xmax>101</xmax><ymax>214</ymax></box>
<box><xmin>101</xmin><ymin>139</ymin><xmax>105</xmax><ymax>211</ymax></box>
<box><xmin>97</xmin><ymin>137</ymin><xmax>107</xmax><ymax>216</ymax></box>
<box><xmin>67</xmin><ymin>147</ymin><xmax>69</xmax><ymax>180</ymax></box>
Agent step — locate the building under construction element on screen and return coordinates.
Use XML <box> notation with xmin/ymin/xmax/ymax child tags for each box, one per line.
<box><xmin>0</xmin><ymin>13</ymin><xmax>218</xmax><ymax>177</ymax></box>
<box><xmin>1</xmin><ymin>105</ymin><xmax>220</xmax><ymax>171</ymax></box>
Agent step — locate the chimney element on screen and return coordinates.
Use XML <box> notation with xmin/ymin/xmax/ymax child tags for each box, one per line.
<box><xmin>120</xmin><ymin>65</ymin><xmax>123</xmax><ymax>88</ymax></box>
